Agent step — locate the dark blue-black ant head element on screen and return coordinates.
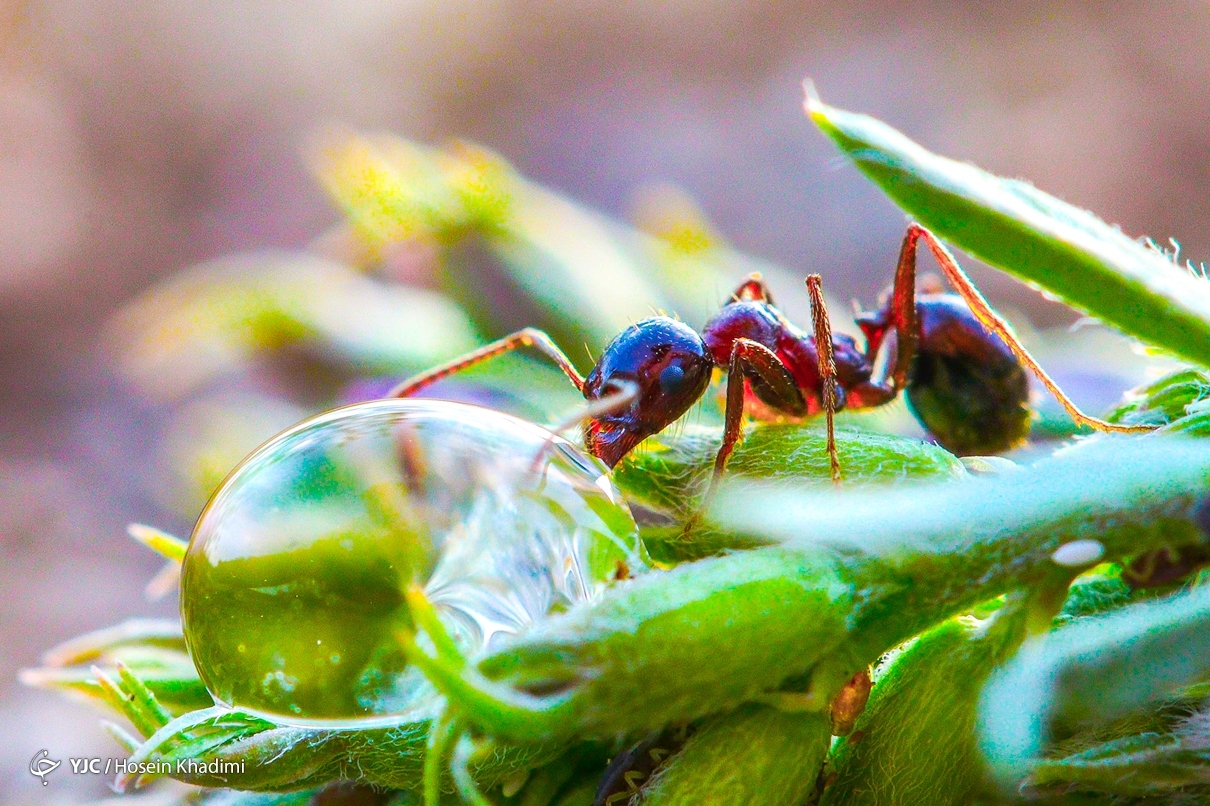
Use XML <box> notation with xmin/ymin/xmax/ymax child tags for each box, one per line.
<box><xmin>582</xmin><ymin>317</ymin><xmax>713</xmax><ymax>467</ymax></box>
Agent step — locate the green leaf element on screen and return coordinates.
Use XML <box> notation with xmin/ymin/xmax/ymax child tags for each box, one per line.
<box><xmin>312</xmin><ymin>132</ymin><xmax>731</xmax><ymax>352</ymax></box>
<box><xmin>91</xmin><ymin>665</ymin><xmax>169</xmax><ymax>739</ymax></box>
<box><xmin>110</xmin><ymin>251</ymin><xmax>480</xmax><ymax>401</ymax></box>
<box><xmin>1109</xmin><ymin>367</ymin><xmax>1210</xmax><ymax>429</ymax></box>
<box><xmin>116</xmin><ymin>660</ymin><xmax>174</xmax><ymax>729</ymax></box>
<box><xmin>118</xmin><ymin>706</ymin><xmax>343</xmax><ymax>791</ymax></box>
<box><xmin>979</xmin><ymin>581</ymin><xmax>1210</xmax><ymax>790</ymax></box>
<box><xmin>128</xmin><ymin>524</ymin><xmax>188</xmax><ymax>562</ymax></box>
<box><xmin>1030</xmin><ymin>730</ymin><xmax>1210</xmax><ymax>797</ymax></box>
<box><xmin>1051</xmin><ymin>566</ymin><xmax>1142</xmax><ymax>628</ymax></box>
<box><xmin>35</xmin><ymin>618</ymin><xmax>186</xmax><ymax>666</ymax></box>
<box><xmin>20</xmin><ymin>621</ymin><xmax>213</xmax><ymax>717</ymax></box>
<box><xmin>807</xmin><ymin>93</ymin><xmax>1210</xmax><ymax>366</ymax></box>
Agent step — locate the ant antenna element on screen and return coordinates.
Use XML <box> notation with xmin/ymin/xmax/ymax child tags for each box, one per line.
<box><xmin>528</xmin><ymin>380</ymin><xmax>640</xmax><ymax>476</ymax></box>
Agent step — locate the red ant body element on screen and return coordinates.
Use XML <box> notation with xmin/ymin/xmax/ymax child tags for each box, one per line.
<box><xmin>391</xmin><ymin>224</ymin><xmax>1146</xmax><ymax>481</ymax></box>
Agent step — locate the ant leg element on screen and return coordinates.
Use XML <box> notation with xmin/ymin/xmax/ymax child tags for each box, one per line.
<box><xmin>909</xmin><ymin>224</ymin><xmax>1153</xmax><ymax>435</ymax></box>
<box><xmin>806</xmin><ymin>275</ymin><xmax>842</xmax><ymax>483</ymax></box>
<box><xmin>882</xmin><ymin>226</ymin><xmax>924</xmax><ymax>390</ymax></box>
<box><xmin>730</xmin><ymin>272</ymin><xmax>775</xmax><ymax>304</ymax></box>
<box><xmin>388</xmin><ymin>328</ymin><xmax>586</xmax><ymax>398</ymax></box>
<box><xmin>707</xmin><ymin>339</ymin><xmax>805</xmax><ymax>496</ymax></box>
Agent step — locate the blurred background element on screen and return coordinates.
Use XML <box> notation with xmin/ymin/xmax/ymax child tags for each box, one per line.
<box><xmin>2</xmin><ymin>1</ymin><xmax>1208</xmax><ymax>802</ymax></box>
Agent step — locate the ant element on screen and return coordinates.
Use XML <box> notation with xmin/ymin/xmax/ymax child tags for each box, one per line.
<box><xmin>390</xmin><ymin>224</ymin><xmax>1149</xmax><ymax>486</ymax></box>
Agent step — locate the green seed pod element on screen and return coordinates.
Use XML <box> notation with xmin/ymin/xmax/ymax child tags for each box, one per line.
<box><xmin>403</xmin><ymin>438</ymin><xmax>1210</xmax><ymax>747</ymax></box>
<box><xmin>182</xmin><ymin>399</ymin><xmax>644</xmax><ymax>723</ymax></box>
<box><xmin>613</xmin><ymin>423</ymin><xmax>967</xmax><ymax>562</ymax></box>
<box><xmin>635</xmin><ymin>706</ymin><xmax>831</xmax><ymax>806</ymax></box>
<box><xmin>821</xmin><ymin>596</ymin><xmax>1029</xmax><ymax>806</ymax></box>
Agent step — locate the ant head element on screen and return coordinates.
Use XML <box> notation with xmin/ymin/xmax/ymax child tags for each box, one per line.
<box><xmin>582</xmin><ymin>317</ymin><xmax>713</xmax><ymax>467</ymax></box>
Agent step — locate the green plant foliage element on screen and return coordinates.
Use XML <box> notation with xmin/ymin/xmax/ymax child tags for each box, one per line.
<box><xmin>980</xmin><ymin>582</ymin><xmax>1210</xmax><ymax>792</ymax></box>
<box><xmin>821</xmin><ymin>595</ymin><xmax>1029</xmax><ymax>806</ymax></box>
<box><xmin>613</xmin><ymin>422</ymin><xmax>967</xmax><ymax>560</ymax></box>
<box><xmin>637</xmin><ymin>706</ymin><xmax>831</xmax><ymax>805</ymax></box>
<box><xmin>403</xmin><ymin>439</ymin><xmax>1210</xmax><ymax>747</ymax></box>
<box><xmin>111</xmin><ymin>251</ymin><xmax>480</xmax><ymax>401</ymax></box>
<box><xmin>807</xmin><ymin>93</ymin><xmax>1210</xmax><ymax>367</ymax></box>
<box><xmin>32</xmin><ymin>92</ymin><xmax>1210</xmax><ymax>806</ymax></box>
<box><xmin>313</xmin><ymin>135</ymin><xmax>726</xmax><ymax>351</ymax></box>
<box><xmin>1051</xmin><ymin>565</ymin><xmax>1141</xmax><ymax>628</ymax></box>
<box><xmin>1028</xmin><ymin>708</ymin><xmax>1210</xmax><ymax>798</ymax></box>
<box><xmin>19</xmin><ymin>620</ymin><xmax>212</xmax><ymax>717</ymax></box>
<box><xmin>1109</xmin><ymin>367</ymin><xmax>1210</xmax><ymax>434</ymax></box>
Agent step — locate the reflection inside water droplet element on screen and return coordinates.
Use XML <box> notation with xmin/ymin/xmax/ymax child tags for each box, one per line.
<box><xmin>181</xmin><ymin>399</ymin><xmax>643</xmax><ymax>726</ymax></box>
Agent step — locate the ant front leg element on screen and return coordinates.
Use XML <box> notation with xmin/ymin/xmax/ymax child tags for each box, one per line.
<box><xmin>388</xmin><ymin>328</ymin><xmax>587</xmax><ymax>398</ymax></box>
<box><xmin>904</xmin><ymin>224</ymin><xmax>1152</xmax><ymax>436</ymax></box>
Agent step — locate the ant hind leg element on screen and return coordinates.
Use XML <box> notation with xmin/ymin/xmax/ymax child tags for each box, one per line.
<box><xmin>909</xmin><ymin>224</ymin><xmax>1152</xmax><ymax>436</ymax></box>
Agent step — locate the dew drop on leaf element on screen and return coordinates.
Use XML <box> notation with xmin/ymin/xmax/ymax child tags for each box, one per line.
<box><xmin>181</xmin><ymin>399</ymin><xmax>644</xmax><ymax>725</ymax></box>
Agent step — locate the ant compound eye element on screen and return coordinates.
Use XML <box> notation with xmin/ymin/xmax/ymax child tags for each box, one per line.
<box><xmin>658</xmin><ymin>364</ymin><xmax>686</xmax><ymax>395</ymax></box>
<box><xmin>181</xmin><ymin>399</ymin><xmax>644</xmax><ymax>725</ymax></box>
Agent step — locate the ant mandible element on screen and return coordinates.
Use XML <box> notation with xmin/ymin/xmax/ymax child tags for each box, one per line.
<box><xmin>389</xmin><ymin>224</ymin><xmax>1150</xmax><ymax>485</ymax></box>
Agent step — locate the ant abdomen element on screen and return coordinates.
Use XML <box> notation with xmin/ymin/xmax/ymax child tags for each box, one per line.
<box><xmin>906</xmin><ymin>295</ymin><xmax>1030</xmax><ymax>455</ymax></box>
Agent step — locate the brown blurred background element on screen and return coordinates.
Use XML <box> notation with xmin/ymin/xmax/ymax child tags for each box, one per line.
<box><xmin>4</xmin><ymin>1</ymin><xmax>1210</xmax><ymax>802</ymax></box>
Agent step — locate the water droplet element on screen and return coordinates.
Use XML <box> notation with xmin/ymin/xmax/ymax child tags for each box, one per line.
<box><xmin>1051</xmin><ymin>539</ymin><xmax>1104</xmax><ymax>567</ymax></box>
<box><xmin>181</xmin><ymin>399</ymin><xmax>643</xmax><ymax>725</ymax></box>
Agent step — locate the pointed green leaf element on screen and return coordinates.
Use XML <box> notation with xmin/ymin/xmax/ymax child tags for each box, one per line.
<box><xmin>807</xmin><ymin>93</ymin><xmax>1210</xmax><ymax>366</ymax></box>
<box><xmin>37</xmin><ymin>618</ymin><xmax>185</xmax><ymax>666</ymax></box>
<box><xmin>21</xmin><ymin>646</ymin><xmax>211</xmax><ymax>716</ymax></box>
<box><xmin>128</xmin><ymin>524</ymin><xmax>188</xmax><ymax>562</ymax></box>
<box><xmin>91</xmin><ymin>665</ymin><xmax>163</xmax><ymax>739</ymax></box>
<box><xmin>1030</xmin><ymin>730</ymin><xmax>1210</xmax><ymax>797</ymax></box>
